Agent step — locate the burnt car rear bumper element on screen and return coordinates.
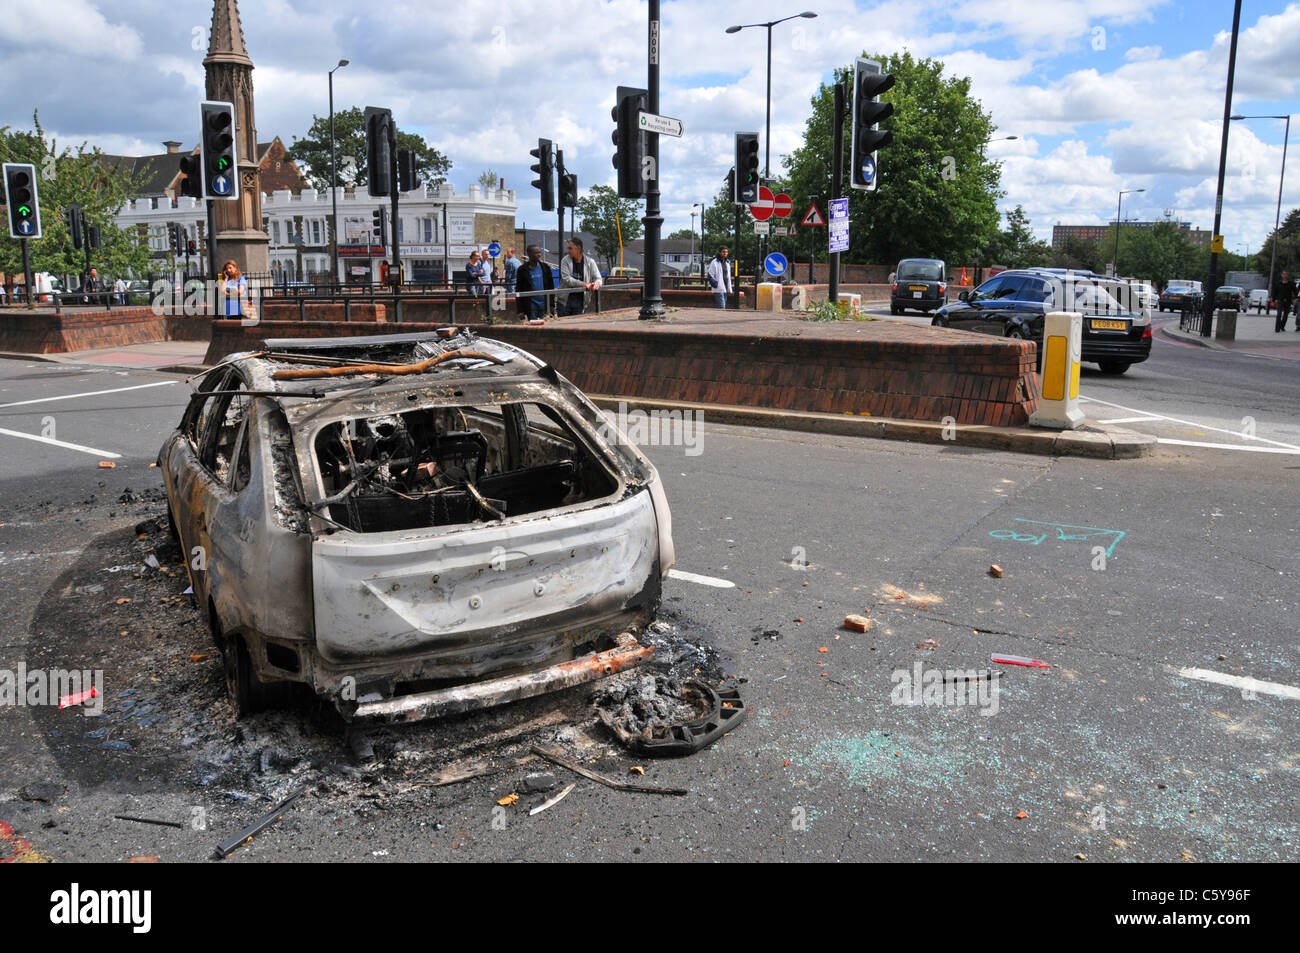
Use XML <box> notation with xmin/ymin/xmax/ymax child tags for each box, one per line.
<box><xmin>348</xmin><ymin>631</ymin><xmax>654</xmax><ymax>723</ymax></box>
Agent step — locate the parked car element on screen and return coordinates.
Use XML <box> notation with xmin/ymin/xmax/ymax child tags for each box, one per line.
<box><xmin>1248</xmin><ymin>288</ymin><xmax>1271</xmax><ymax>312</ymax></box>
<box><xmin>610</xmin><ymin>267</ymin><xmax>641</xmax><ymax>279</ymax></box>
<box><xmin>1129</xmin><ymin>281</ymin><xmax>1157</xmax><ymax>311</ymax></box>
<box><xmin>932</xmin><ymin>269</ymin><xmax>1152</xmax><ymax>375</ymax></box>
<box><xmin>159</xmin><ymin>329</ymin><xmax>675</xmax><ymax>719</ymax></box>
<box><xmin>1158</xmin><ymin>280</ymin><xmax>1203</xmax><ymax>312</ymax></box>
<box><xmin>1214</xmin><ymin>285</ymin><xmax>1245</xmax><ymax>311</ymax></box>
<box><xmin>890</xmin><ymin>258</ymin><xmax>947</xmax><ymax>314</ymax></box>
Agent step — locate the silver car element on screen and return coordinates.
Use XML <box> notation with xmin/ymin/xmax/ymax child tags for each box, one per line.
<box><xmin>160</xmin><ymin>329</ymin><xmax>674</xmax><ymax>721</ymax></box>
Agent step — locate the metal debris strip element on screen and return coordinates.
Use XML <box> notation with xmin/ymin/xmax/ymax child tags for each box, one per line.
<box><xmin>529</xmin><ymin>783</ymin><xmax>576</xmax><ymax>816</ymax></box>
<box><xmin>270</xmin><ymin>349</ymin><xmax>507</xmax><ymax>381</ymax></box>
<box><xmin>211</xmin><ymin>786</ymin><xmax>306</xmax><ymax>860</ymax></box>
<box><xmin>114</xmin><ymin>815</ymin><xmax>184</xmax><ymax>829</ymax></box>
<box><xmin>529</xmin><ymin>745</ymin><xmax>688</xmax><ymax>796</ymax></box>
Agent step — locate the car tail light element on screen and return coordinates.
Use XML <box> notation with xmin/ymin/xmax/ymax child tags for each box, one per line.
<box><xmin>939</xmin><ymin>282</ymin><xmax>947</xmax><ymax>293</ymax></box>
<box><xmin>891</xmin><ymin>283</ymin><xmax>897</xmax><ymax>293</ymax></box>
<box><xmin>1142</xmin><ymin>325</ymin><xmax>1152</xmax><ymax>339</ymax></box>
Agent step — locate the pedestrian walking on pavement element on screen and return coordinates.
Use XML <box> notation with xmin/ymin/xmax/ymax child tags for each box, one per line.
<box><xmin>1275</xmin><ymin>270</ymin><xmax>1295</xmax><ymax>332</ymax></box>
<box><xmin>707</xmin><ymin>246</ymin><xmax>733</xmax><ymax>309</ymax></box>
<box><xmin>515</xmin><ymin>244</ymin><xmax>554</xmax><ymax>321</ymax></box>
<box><xmin>559</xmin><ymin>237</ymin><xmax>602</xmax><ymax>316</ymax></box>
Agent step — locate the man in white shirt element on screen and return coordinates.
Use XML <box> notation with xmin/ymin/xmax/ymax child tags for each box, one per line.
<box><xmin>707</xmin><ymin>247</ymin><xmax>733</xmax><ymax>308</ymax></box>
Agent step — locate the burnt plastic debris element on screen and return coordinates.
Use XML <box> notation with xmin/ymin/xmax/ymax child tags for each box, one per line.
<box><xmin>598</xmin><ymin>677</ymin><xmax>745</xmax><ymax>756</ymax></box>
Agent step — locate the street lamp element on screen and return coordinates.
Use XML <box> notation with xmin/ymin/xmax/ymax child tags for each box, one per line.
<box><xmin>1114</xmin><ymin>187</ymin><xmax>1146</xmax><ymax>276</ymax></box>
<box><xmin>329</xmin><ymin>58</ymin><xmax>349</xmax><ymax>287</ymax></box>
<box><xmin>1230</xmin><ymin>113</ymin><xmax>1291</xmax><ymax>303</ymax></box>
<box><xmin>690</xmin><ymin>202</ymin><xmax>704</xmax><ymax>276</ymax></box>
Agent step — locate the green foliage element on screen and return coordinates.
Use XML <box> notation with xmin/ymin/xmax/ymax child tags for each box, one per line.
<box><xmin>986</xmin><ymin>205</ymin><xmax>1051</xmax><ymax>268</ymax></box>
<box><xmin>285</xmin><ymin>107</ymin><xmax>451</xmax><ymax>191</ymax></box>
<box><xmin>1258</xmin><ymin>207</ymin><xmax>1300</xmax><ymax>282</ymax></box>
<box><xmin>575</xmin><ymin>185</ymin><xmax>642</xmax><ymax>270</ymax></box>
<box><xmin>783</xmin><ymin>51</ymin><xmax>1003</xmax><ymax>267</ymax></box>
<box><xmin>0</xmin><ymin>111</ymin><xmax>151</xmax><ymax>281</ymax></box>
<box><xmin>701</xmin><ymin>180</ymin><xmax>758</xmax><ymax>276</ymax></box>
<box><xmin>1114</xmin><ymin>222</ymin><xmax>1203</xmax><ymax>286</ymax></box>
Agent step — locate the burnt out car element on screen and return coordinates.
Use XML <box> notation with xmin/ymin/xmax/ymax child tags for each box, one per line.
<box><xmin>159</xmin><ymin>329</ymin><xmax>674</xmax><ymax>721</ymax></box>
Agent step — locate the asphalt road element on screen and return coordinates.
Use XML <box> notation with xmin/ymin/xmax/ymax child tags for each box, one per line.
<box><xmin>0</xmin><ymin>346</ymin><xmax>1296</xmax><ymax>863</ymax></box>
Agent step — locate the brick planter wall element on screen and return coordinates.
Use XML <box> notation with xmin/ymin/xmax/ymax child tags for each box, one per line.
<box><xmin>0</xmin><ymin>308</ymin><xmax>213</xmax><ymax>353</ymax></box>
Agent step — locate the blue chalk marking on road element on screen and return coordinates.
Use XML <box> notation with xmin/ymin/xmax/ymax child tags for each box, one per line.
<box><xmin>989</xmin><ymin>518</ymin><xmax>1126</xmax><ymax>557</ymax></box>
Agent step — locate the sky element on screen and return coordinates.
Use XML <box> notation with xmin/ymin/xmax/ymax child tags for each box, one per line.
<box><xmin>2</xmin><ymin>0</ymin><xmax>1299</xmax><ymax>256</ymax></box>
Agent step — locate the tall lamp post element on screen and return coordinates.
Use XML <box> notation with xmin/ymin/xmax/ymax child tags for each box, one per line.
<box><xmin>1230</xmin><ymin>113</ymin><xmax>1291</xmax><ymax>303</ymax></box>
<box><xmin>725</xmin><ymin>11</ymin><xmax>817</xmax><ymax>272</ymax></box>
<box><xmin>1113</xmin><ymin>187</ymin><xmax>1145</xmax><ymax>277</ymax></box>
<box><xmin>328</xmin><ymin>59</ymin><xmax>349</xmax><ymax>287</ymax></box>
<box><xmin>690</xmin><ymin>202</ymin><xmax>703</xmax><ymax>275</ymax></box>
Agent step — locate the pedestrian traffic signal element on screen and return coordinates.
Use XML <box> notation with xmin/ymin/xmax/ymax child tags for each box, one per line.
<box><xmin>559</xmin><ymin>172</ymin><xmax>578</xmax><ymax>209</ymax></box>
<box><xmin>397</xmin><ymin>148</ymin><xmax>418</xmax><ymax>193</ymax></box>
<box><xmin>3</xmin><ymin>162</ymin><xmax>42</xmax><ymax>239</ymax></box>
<box><xmin>364</xmin><ymin>106</ymin><xmax>394</xmax><ymax>197</ymax></box>
<box><xmin>734</xmin><ymin>132</ymin><xmax>759</xmax><ymax>203</ymax></box>
<box><xmin>65</xmin><ymin>205</ymin><xmax>84</xmax><ymax>250</ymax></box>
<box><xmin>530</xmin><ymin>137</ymin><xmax>554</xmax><ymax>211</ymax></box>
<box><xmin>199</xmin><ymin>100</ymin><xmax>240</xmax><ymax>200</ymax></box>
<box><xmin>371</xmin><ymin>207</ymin><xmax>387</xmax><ymax>246</ymax></box>
<box><xmin>87</xmin><ymin>224</ymin><xmax>101</xmax><ymax>250</ymax></box>
<box><xmin>611</xmin><ymin>86</ymin><xmax>647</xmax><ymax>199</ymax></box>
<box><xmin>178</xmin><ymin>152</ymin><xmax>202</xmax><ymax>199</ymax></box>
<box><xmin>850</xmin><ymin>57</ymin><xmax>894</xmax><ymax>192</ymax></box>
<box><xmin>187</xmin><ymin>239</ymin><xmax>196</xmax><ymax>255</ymax></box>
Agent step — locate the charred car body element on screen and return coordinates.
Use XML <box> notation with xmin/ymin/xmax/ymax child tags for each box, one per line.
<box><xmin>159</xmin><ymin>330</ymin><xmax>675</xmax><ymax>721</ymax></box>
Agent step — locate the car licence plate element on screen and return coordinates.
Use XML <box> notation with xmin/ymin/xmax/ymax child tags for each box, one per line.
<box><xmin>909</xmin><ymin>285</ymin><xmax>926</xmax><ymax>292</ymax></box>
<box><xmin>913</xmin><ymin>291</ymin><xmax>922</xmax><ymax>298</ymax></box>
<box><xmin>1091</xmin><ymin>319</ymin><xmax>1127</xmax><ymax>331</ymax></box>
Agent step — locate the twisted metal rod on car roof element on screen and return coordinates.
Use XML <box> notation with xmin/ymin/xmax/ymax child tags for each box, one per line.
<box><xmin>270</xmin><ymin>349</ymin><xmax>507</xmax><ymax>381</ymax></box>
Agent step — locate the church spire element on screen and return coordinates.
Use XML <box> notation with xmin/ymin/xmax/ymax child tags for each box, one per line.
<box><xmin>204</xmin><ymin>0</ymin><xmax>253</xmax><ymax>68</ymax></box>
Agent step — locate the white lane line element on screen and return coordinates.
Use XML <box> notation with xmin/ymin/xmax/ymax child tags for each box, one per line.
<box><xmin>1097</xmin><ymin>415</ymin><xmax>1162</xmax><ymax>425</ymax></box>
<box><xmin>1080</xmin><ymin>395</ymin><xmax>1300</xmax><ymax>452</ymax></box>
<box><xmin>668</xmin><ymin>568</ymin><xmax>735</xmax><ymax>589</ymax></box>
<box><xmin>0</xmin><ymin>427</ymin><xmax>122</xmax><ymax>458</ymax></box>
<box><xmin>1176</xmin><ymin>666</ymin><xmax>1300</xmax><ymax>701</ymax></box>
<box><xmin>1157</xmin><ymin>438</ymin><xmax>1300</xmax><ymax>455</ymax></box>
<box><xmin>0</xmin><ymin>380</ymin><xmax>175</xmax><ymax>410</ymax></box>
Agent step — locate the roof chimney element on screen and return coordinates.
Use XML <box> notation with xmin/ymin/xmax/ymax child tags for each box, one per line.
<box><xmin>163</xmin><ymin>140</ymin><xmax>182</xmax><ymax>154</ymax></box>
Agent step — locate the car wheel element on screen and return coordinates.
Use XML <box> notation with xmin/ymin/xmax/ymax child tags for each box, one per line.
<box><xmin>1098</xmin><ymin>361</ymin><xmax>1131</xmax><ymax>375</ymax></box>
<box><xmin>1006</xmin><ymin>327</ymin><xmax>1027</xmax><ymax>340</ymax></box>
<box><xmin>931</xmin><ymin>316</ymin><xmax>947</xmax><ymax>327</ymax></box>
<box><xmin>220</xmin><ymin>626</ymin><xmax>278</xmax><ymax>718</ymax></box>
<box><xmin>890</xmin><ymin>304</ymin><xmax>900</xmax><ymax>315</ymax></box>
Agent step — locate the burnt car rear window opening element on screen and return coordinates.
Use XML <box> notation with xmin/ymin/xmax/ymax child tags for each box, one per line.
<box><xmin>312</xmin><ymin>401</ymin><xmax>620</xmax><ymax>533</ymax></box>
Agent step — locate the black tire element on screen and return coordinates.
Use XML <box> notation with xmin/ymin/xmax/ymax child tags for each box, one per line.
<box><xmin>1098</xmin><ymin>361</ymin><xmax>1131</xmax><ymax>375</ymax></box>
<box><xmin>220</xmin><ymin>628</ymin><xmax>277</xmax><ymax>718</ymax></box>
<box><xmin>890</xmin><ymin>304</ymin><xmax>900</xmax><ymax>315</ymax></box>
<box><xmin>931</xmin><ymin>316</ymin><xmax>946</xmax><ymax>327</ymax></box>
<box><xmin>1006</xmin><ymin>327</ymin><xmax>1027</xmax><ymax>340</ymax></box>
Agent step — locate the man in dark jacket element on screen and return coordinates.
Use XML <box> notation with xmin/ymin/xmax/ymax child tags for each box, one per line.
<box><xmin>515</xmin><ymin>245</ymin><xmax>555</xmax><ymax>321</ymax></box>
<box><xmin>1276</xmin><ymin>270</ymin><xmax>1295</xmax><ymax>332</ymax></box>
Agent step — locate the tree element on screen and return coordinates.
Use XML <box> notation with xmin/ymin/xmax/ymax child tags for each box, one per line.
<box><xmin>986</xmin><ymin>205</ymin><xmax>1051</xmax><ymax>269</ymax></box>
<box><xmin>477</xmin><ymin>169</ymin><xmax>499</xmax><ymax>191</ymax></box>
<box><xmin>1114</xmin><ymin>222</ymin><xmax>1201</xmax><ymax>287</ymax></box>
<box><xmin>1258</xmin><ymin>207</ymin><xmax>1300</xmax><ymax>285</ymax></box>
<box><xmin>0</xmin><ymin>112</ymin><xmax>151</xmax><ymax>283</ymax></box>
<box><xmin>701</xmin><ymin>183</ymin><xmax>758</xmax><ymax>275</ymax></box>
<box><xmin>285</xmin><ymin>107</ymin><xmax>451</xmax><ymax>191</ymax></box>
<box><xmin>783</xmin><ymin>51</ymin><xmax>1003</xmax><ymax>267</ymax></box>
<box><xmin>575</xmin><ymin>185</ymin><xmax>642</xmax><ymax>270</ymax></box>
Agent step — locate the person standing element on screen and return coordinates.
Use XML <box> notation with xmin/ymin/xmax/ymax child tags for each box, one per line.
<box><xmin>559</xmin><ymin>237</ymin><xmax>602</xmax><ymax>316</ymax></box>
<box><xmin>515</xmin><ymin>244</ymin><xmax>554</xmax><ymax>321</ymax></box>
<box><xmin>503</xmin><ymin>247</ymin><xmax>522</xmax><ymax>286</ymax></box>
<box><xmin>465</xmin><ymin>251</ymin><xmax>485</xmax><ymax>297</ymax></box>
<box><xmin>1275</xmin><ymin>270</ymin><xmax>1294</xmax><ymax>332</ymax></box>
<box><xmin>217</xmin><ymin>260</ymin><xmax>248</xmax><ymax>317</ymax></box>
<box><xmin>481</xmin><ymin>249</ymin><xmax>496</xmax><ymax>288</ymax></box>
<box><xmin>707</xmin><ymin>246</ymin><xmax>733</xmax><ymax>308</ymax></box>
<box><xmin>113</xmin><ymin>275</ymin><xmax>128</xmax><ymax>306</ymax></box>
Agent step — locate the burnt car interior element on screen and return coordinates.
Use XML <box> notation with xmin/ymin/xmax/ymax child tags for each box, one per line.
<box><xmin>313</xmin><ymin>402</ymin><xmax>619</xmax><ymax>533</ymax></box>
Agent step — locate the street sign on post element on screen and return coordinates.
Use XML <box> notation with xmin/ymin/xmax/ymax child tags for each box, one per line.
<box><xmin>828</xmin><ymin>198</ymin><xmax>850</xmax><ymax>253</ymax></box>
<box><xmin>487</xmin><ymin>241</ymin><xmax>502</xmax><ymax>258</ymax></box>
<box><xmin>801</xmin><ymin>203</ymin><xmax>825</xmax><ymax>226</ymax></box>
<box><xmin>765</xmin><ymin>252</ymin><xmax>788</xmax><ymax>277</ymax></box>
<box><xmin>638</xmin><ymin>112</ymin><xmax>683</xmax><ymax>137</ymax></box>
<box><xmin>751</xmin><ymin>185</ymin><xmax>775</xmax><ymax>221</ymax></box>
<box><xmin>773</xmin><ymin>193</ymin><xmax>793</xmax><ymax>218</ymax></box>
<box><xmin>753</xmin><ymin>221</ymin><xmax>771</xmax><ymax>235</ymax></box>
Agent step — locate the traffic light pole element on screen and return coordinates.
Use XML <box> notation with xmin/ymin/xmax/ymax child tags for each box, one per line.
<box><xmin>639</xmin><ymin>0</ymin><xmax>665</xmax><ymax>320</ymax></box>
<box><xmin>20</xmin><ymin>238</ymin><xmax>33</xmax><ymax>310</ymax></box>
<box><xmin>1203</xmin><ymin>0</ymin><xmax>1242</xmax><ymax>337</ymax></box>
<box><xmin>556</xmin><ymin>149</ymin><xmax>566</xmax><ymax>277</ymax></box>
<box><xmin>206</xmin><ymin>200</ymin><xmax>218</xmax><ymax>283</ymax></box>
<box><xmin>388</xmin><ymin>120</ymin><xmax>401</xmax><ymax>294</ymax></box>
<box><xmin>828</xmin><ymin>82</ymin><xmax>845</xmax><ymax>304</ymax></box>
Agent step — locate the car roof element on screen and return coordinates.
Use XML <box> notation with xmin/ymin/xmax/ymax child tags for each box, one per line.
<box><xmin>896</xmin><ymin>258</ymin><xmax>944</xmax><ymax>265</ymax></box>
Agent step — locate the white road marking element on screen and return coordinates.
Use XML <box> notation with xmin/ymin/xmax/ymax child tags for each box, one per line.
<box><xmin>1157</xmin><ymin>439</ymin><xmax>1300</xmax><ymax>454</ymax></box>
<box><xmin>1081</xmin><ymin>395</ymin><xmax>1300</xmax><ymax>452</ymax></box>
<box><xmin>0</xmin><ymin>427</ymin><xmax>122</xmax><ymax>458</ymax></box>
<box><xmin>1176</xmin><ymin>666</ymin><xmax>1300</xmax><ymax>702</ymax></box>
<box><xmin>1097</xmin><ymin>415</ymin><xmax>1162</xmax><ymax>424</ymax></box>
<box><xmin>668</xmin><ymin>568</ymin><xmax>735</xmax><ymax>588</ymax></box>
<box><xmin>0</xmin><ymin>380</ymin><xmax>175</xmax><ymax>410</ymax></box>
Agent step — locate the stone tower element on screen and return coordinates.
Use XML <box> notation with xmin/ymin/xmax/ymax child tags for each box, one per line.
<box><xmin>203</xmin><ymin>0</ymin><xmax>268</xmax><ymax>273</ymax></box>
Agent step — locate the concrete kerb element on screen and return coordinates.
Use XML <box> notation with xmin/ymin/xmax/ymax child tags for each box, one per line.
<box><xmin>588</xmin><ymin>395</ymin><xmax>1155</xmax><ymax>459</ymax></box>
<box><xmin>1159</xmin><ymin>325</ymin><xmax>1222</xmax><ymax>350</ymax></box>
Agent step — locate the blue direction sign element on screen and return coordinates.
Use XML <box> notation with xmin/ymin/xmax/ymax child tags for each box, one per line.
<box><xmin>210</xmin><ymin>173</ymin><xmax>233</xmax><ymax>196</ymax></box>
<box><xmin>828</xmin><ymin>198</ymin><xmax>850</xmax><ymax>254</ymax></box>
<box><xmin>764</xmin><ymin>252</ymin><xmax>788</xmax><ymax>277</ymax></box>
<box><xmin>487</xmin><ymin>241</ymin><xmax>502</xmax><ymax>258</ymax></box>
<box><xmin>860</xmin><ymin>156</ymin><xmax>877</xmax><ymax>188</ymax></box>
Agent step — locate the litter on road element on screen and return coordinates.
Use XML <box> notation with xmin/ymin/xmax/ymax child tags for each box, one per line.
<box><xmin>992</xmin><ymin>653</ymin><xmax>1050</xmax><ymax>669</ymax></box>
<box><xmin>529</xmin><ymin>783</ymin><xmax>576</xmax><ymax>816</ymax></box>
<box><xmin>530</xmin><ymin>745</ymin><xmax>688</xmax><ymax>795</ymax></box>
<box><xmin>212</xmin><ymin>786</ymin><xmax>306</xmax><ymax>860</ymax></box>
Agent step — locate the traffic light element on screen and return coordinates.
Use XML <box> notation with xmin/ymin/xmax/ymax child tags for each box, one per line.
<box><xmin>559</xmin><ymin>172</ymin><xmax>578</xmax><ymax>208</ymax></box>
<box><xmin>187</xmin><ymin>239</ymin><xmax>197</xmax><ymax>255</ymax></box>
<box><xmin>87</xmin><ymin>224</ymin><xmax>101</xmax><ymax>250</ymax></box>
<box><xmin>178</xmin><ymin>152</ymin><xmax>202</xmax><ymax>199</ymax></box>
<box><xmin>734</xmin><ymin>132</ymin><xmax>759</xmax><ymax>203</ymax></box>
<box><xmin>850</xmin><ymin>57</ymin><xmax>894</xmax><ymax>192</ymax></box>
<box><xmin>364</xmin><ymin>106</ymin><xmax>393</xmax><ymax>197</ymax></box>
<box><xmin>530</xmin><ymin>137</ymin><xmax>554</xmax><ymax>211</ymax></box>
<box><xmin>199</xmin><ymin>100</ymin><xmax>239</xmax><ymax>200</ymax></box>
<box><xmin>611</xmin><ymin>86</ymin><xmax>647</xmax><ymax>199</ymax></box>
<box><xmin>371</xmin><ymin>207</ymin><xmax>387</xmax><ymax>246</ymax></box>
<box><xmin>4</xmin><ymin>162</ymin><xmax>42</xmax><ymax>239</ymax></box>
<box><xmin>170</xmin><ymin>223</ymin><xmax>185</xmax><ymax>255</ymax></box>
<box><xmin>65</xmin><ymin>205</ymin><xmax>84</xmax><ymax>250</ymax></box>
<box><xmin>397</xmin><ymin>148</ymin><xmax>418</xmax><ymax>193</ymax></box>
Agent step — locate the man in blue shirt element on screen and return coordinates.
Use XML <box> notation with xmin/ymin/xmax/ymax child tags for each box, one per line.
<box><xmin>514</xmin><ymin>245</ymin><xmax>554</xmax><ymax>321</ymax></box>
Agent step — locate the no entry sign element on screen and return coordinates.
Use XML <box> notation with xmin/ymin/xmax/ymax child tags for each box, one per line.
<box><xmin>773</xmin><ymin>193</ymin><xmax>793</xmax><ymax>218</ymax></box>
<box><xmin>750</xmin><ymin>185</ymin><xmax>775</xmax><ymax>221</ymax></box>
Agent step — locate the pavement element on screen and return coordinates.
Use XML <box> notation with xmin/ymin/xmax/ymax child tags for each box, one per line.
<box><xmin>0</xmin><ymin>340</ymin><xmax>209</xmax><ymax>374</ymax></box>
<box><xmin>0</xmin><ymin>354</ymin><xmax>1296</xmax><ymax>863</ymax></box>
<box><xmin>1160</xmin><ymin>309</ymin><xmax>1300</xmax><ymax>362</ymax></box>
